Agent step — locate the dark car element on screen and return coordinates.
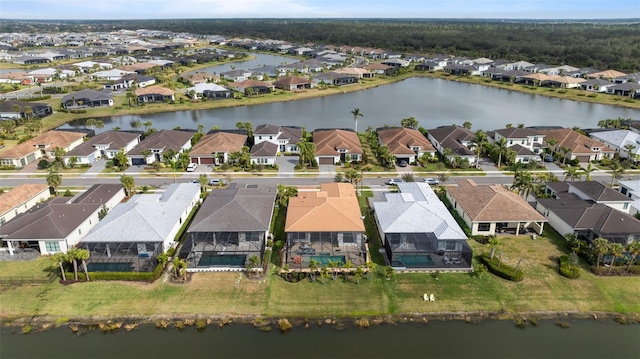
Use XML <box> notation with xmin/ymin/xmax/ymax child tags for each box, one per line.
<box><xmin>398</xmin><ymin>160</ymin><xmax>408</xmax><ymax>167</ymax></box>
<box><xmin>543</xmin><ymin>154</ymin><xmax>554</xmax><ymax>162</ymax></box>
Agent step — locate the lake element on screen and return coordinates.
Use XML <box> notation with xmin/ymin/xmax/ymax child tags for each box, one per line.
<box><xmin>2</xmin><ymin>319</ymin><xmax>638</xmax><ymax>359</ymax></box>
<box><xmin>59</xmin><ymin>53</ymin><xmax>639</xmax><ymax>132</ymax></box>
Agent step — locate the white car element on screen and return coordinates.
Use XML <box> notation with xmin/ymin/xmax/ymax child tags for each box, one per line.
<box><xmin>186</xmin><ymin>163</ymin><xmax>198</xmax><ymax>172</ymax></box>
<box><xmin>385</xmin><ymin>178</ymin><xmax>403</xmax><ymax>185</ymax></box>
<box><xmin>423</xmin><ymin>178</ymin><xmax>439</xmax><ymax>185</ymax></box>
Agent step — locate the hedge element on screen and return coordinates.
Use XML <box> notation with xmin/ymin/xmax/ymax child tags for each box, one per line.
<box><xmin>558</xmin><ymin>255</ymin><xmax>580</xmax><ymax>279</ymax></box>
<box><xmin>480</xmin><ymin>253</ymin><xmax>524</xmax><ymax>282</ymax></box>
<box><xmin>21</xmin><ymin>95</ymin><xmax>51</xmax><ymax>101</ymax></box>
<box><xmin>64</xmin><ymin>262</ymin><xmax>165</xmax><ymax>282</ymax></box>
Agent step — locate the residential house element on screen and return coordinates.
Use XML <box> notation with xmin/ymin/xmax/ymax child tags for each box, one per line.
<box><xmin>579</xmin><ymin>79</ymin><xmax>614</xmax><ymax>92</ymax></box>
<box><xmin>61</xmin><ymin>89</ymin><xmax>114</xmax><ymax>109</ymax></box>
<box><xmin>535</xmin><ymin>182</ymin><xmax>640</xmax><ymax>245</ymax></box>
<box><xmin>618</xmin><ymin>180</ymin><xmax>640</xmax><ymax>215</ymax></box>
<box><xmin>63</xmin><ymin>131</ymin><xmax>140</xmax><ymax>165</ymax></box>
<box><xmin>253</xmin><ymin>124</ymin><xmax>302</xmax><ymax>153</ymax></box>
<box><xmin>426</xmin><ymin>125</ymin><xmax>477</xmax><ymax>166</ymax></box>
<box><xmin>0</xmin><ymin>184</ymin><xmax>125</xmax><ymax>255</ymax></box>
<box><xmin>134</xmin><ymin>85</ymin><xmax>175</xmax><ymax>103</ymax></box>
<box><xmin>0</xmin><ymin>130</ymin><xmax>85</xmax><ymax>167</ymax></box>
<box><xmin>221</xmin><ymin>69</ymin><xmax>253</xmax><ymax>82</ymax></box>
<box><xmin>189</xmin><ymin>131</ymin><xmax>247</xmax><ymax>165</ymax></box>
<box><xmin>127</xmin><ymin>130</ymin><xmax>193</xmax><ymax>165</ymax></box>
<box><xmin>0</xmin><ymin>100</ymin><xmax>52</xmax><ymax>119</ymax></box>
<box><xmin>181</xmin><ymin>183</ymin><xmax>276</xmax><ymax>271</ymax></box>
<box><xmin>0</xmin><ymin>184</ymin><xmax>50</xmax><ymax>227</ymax></box>
<box><xmin>588</xmin><ymin>70</ymin><xmax>627</xmax><ymax>80</ymax></box>
<box><xmin>365</xmin><ymin>63</ymin><xmax>397</xmax><ymax>75</ymax></box>
<box><xmin>447</xmin><ymin>179</ymin><xmax>547</xmax><ymax>236</ymax></box>
<box><xmin>590</xmin><ymin>130</ymin><xmax>640</xmax><ymax>159</ymax></box>
<box><xmin>274</xmin><ymin>76</ymin><xmax>315</xmax><ymax>91</ymax></box>
<box><xmin>228</xmin><ymin>79</ymin><xmax>274</xmax><ymax>95</ymax></box>
<box><xmin>544</xmin><ymin>181</ymin><xmax>632</xmax><ymax>214</ymax></box>
<box><xmin>180</xmin><ymin>72</ymin><xmax>217</xmax><ymax>85</ymax></box>
<box><xmin>539</xmin><ymin>128</ymin><xmax>614</xmax><ymax>163</ymax></box>
<box><xmin>90</xmin><ymin>69</ymin><xmax>135</xmax><ymax>81</ymax></box>
<box><xmin>285</xmin><ymin>183</ymin><xmax>366</xmax><ymax>269</ymax></box>
<box><xmin>277</xmin><ymin>62</ymin><xmax>309</xmax><ymax>74</ymax></box>
<box><xmin>381</xmin><ymin>58</ymin><xmax>410</xmax><ymax>67</ymax></box>
<box><xmin>313</xmin><ymin>129</ymin><xmax>363</xmax><ymax>165</ymax></box>
<box><xmin>372</xmin><ymin>182</ymin><xmax>472</xmax><ymax>270</ymax></box>
<box><xmin>186</xmin><ymin>83</ymin><xmax>233</xmax><ymax>100</ymax></box>
<box><xmin>606</xmin><ymin>82</ymin><xmax>640</xmax><ymax>98</ymax></box>
<box><xmin>314</xmin><ymin>72</ymin><xmax>358</xmax><ymax>86</ymax></box>
<box><xmin>376</xmin><ymin>127</ymin><xmax>436</xmax><ymax>164</ymax></box>
<box><xmin>0</xmin><ymin>71</ymin><xmax>34</xmax><ymax>85</ymax></box>
<box><xmin>488</xmin><ymin>127</ymin><xmax>545</xmax><ymax>163</ymax></box>
<box><xmin>332</xmin><ymin>67</ymin><xmax>374</xmax><ymax>79</ymax></box>
<box><xmin>79</xmin><ymin>183</ymin><xmax>200</xmax><ymax>272</ymax></box>
<box><xmin>250</xmin><ymin>65</ymin><xmax>280</xmax><ymax>78</ymax></box>
<box><xmin>250</xmin><ymin>141</ymin><xmax>278</xmax><ymax>166</ymax></box>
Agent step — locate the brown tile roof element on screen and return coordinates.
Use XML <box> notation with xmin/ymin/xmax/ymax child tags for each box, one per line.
<box><xmin>366</xmin><ymin>63</ymin><xmax>393</xmax><ymax>70</ymax></box>
<box><xmin>190</xmin><ymin>131</ymin><xmax>246</xmax><ymax>155</ymax></box>
<box><xmin>0</xmin><ymin>184</ymin><xmax>49</xmax><ymax>216</ymax></box>
<box><xmin>377</xmin><ymin>127</ymin><xmax>435</xmax><ymax>156</ymax></box>
<box><xmin>313</xmin><ymin>129</ymin><xmax>362</xmax><ymax>157</ymax></box>
<box><xmin>285</xmin><ymin>183</ymin><xmax>365</xmax><ymax>232</ymax></box>
<box><xmin>588</xmin><ymin>70</ymin><xmax>627</xmax><ymax>79</ymax></box>
<box><xmin>0</xmin><ymin>130</ymin><xmax>85</xmax><ymax>159</ymax></box>
<box><xmin>447</xmin><ymin>179</ymin><xmax>546</xmax><ymax>222</ymax></box>
<box><xmin>134</xmin><ymin>85</ymin><xmax>174</xmax><ymax>96</ymax></box>
<box><xmin>274</xmin><ymin>76</ymin><xmax>310</xmax><ymax>86</ymax></box>
<box><xmin>229</xmin><ymin>79</ymin><xmax>274</xmax><ymax>89</ymax></box>
<box><xmin>118</xmin><ymin>62</ymin><xmax>158</xmax><ymax>72</ymax></box>
<box><xmin>539</xmin><ymin>128</ymin><xmax>614</xmax><ymax>155</ymax></box>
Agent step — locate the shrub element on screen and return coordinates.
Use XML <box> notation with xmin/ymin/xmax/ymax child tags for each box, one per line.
<box><xmin>480</xmin><ymin>253</ymin><xmax>524</xmax><ymax>281</ymax></box>
<box><xmin>0</xmin><ymin>165</ymin><xmax>17</xmax><ymax>170</ymax></box>
<box><xmin>37</xmin><ymin>159</ymin><xmax>51</xmax><ymax>170</ymax></box>
<box><xmin>558</xmin><ymin>255</ymin><xmax>581</xmax><ymax>279</ymax></box>
<box><xmin>105</xmin><ymin>160</ymin><xmax>114</xmax><ymax>168</ymax></box>
<box><xmin>18</xmin><ymin>135</ymin><xmax>34</xmax><ymax>144</ymax></box>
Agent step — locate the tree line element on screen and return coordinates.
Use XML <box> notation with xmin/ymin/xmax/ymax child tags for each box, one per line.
<box><xmin>2</xmin><ymin>19</ymin><xmax>639</xmax><ymax>71</ymax></box>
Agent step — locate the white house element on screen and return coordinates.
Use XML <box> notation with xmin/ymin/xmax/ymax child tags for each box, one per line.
<box><xmin>619</xmin><ymin>180</ymin><xmax>640</xmax><ymax>215</ymax></box>
<box><xmin>64</xmin><ymin>131</ymin><xmax>141</xmax><ymax>165</ymax></box>
<box><xmin>0</xmin><ymin>184</ymin><xmax>50</xmax><ymax>227</ymax></box>
<box><xmin>489</xmin><ymin>127</ymin><xmax>545</xmax><ymax>163</ymax></box>
<box><xmin>253</xmin><ymin>124</ymin><xmax>302</xmax><ymax>153</ymax></box>
<box><xmin>590</xmin><ymin>130</ymin><xmax>640</xmax><ymax>159</ymax></box>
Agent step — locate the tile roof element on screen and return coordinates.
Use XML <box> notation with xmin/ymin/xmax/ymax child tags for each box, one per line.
<box><xmin>188</xmin><ymin>184</ymin><xmax>276</xmax><ymax>232</ymax></box>
<box><xmin>539</xmin><ymin>128</ymin><xmax>613</xmax><ymax>155</ymax></box>
<box><xmin>134</xmin><ymin>85</ymin><xmax>174</xmax><ymax>96</ymax></box>
<box><xmin>229</xmin><ymin>79</ymin><xmax>274</xmax><ymax>89</ymax></box>
<box><xmin>494</xmin><ymin>127</ymin><xmax>542</xmax><ymax>138</ymax></box>
<box><xmin>313</xmin><ymin>129</ymin><xmax>362</xmax><ymax>156</ymax></box>
<box><xmin>250</xmin><ymin>141</ymin><xmax>278</xmax><ymax>157</ymax></box>
<box><xmin>66</xmin><ymin>131</ymin><xmax>139</xmax><ymax>156</ymax></box>
<box><xmin>285</xmin><ymin>183</ymin><xmax>365</xmax><ymax>233</ymax></box>
<box><xmin>588</xmin><ymin>70</ymin><xmax>627</xmax><ymax>79</ymax></box>
<box><xmin>0</xmin><ymin>130</ymin><xmax>85</xmax><ymax>159</ymax></box>
<box><xmin>427</xmin><ymin>125</ymin><xmax>475</xmax><ymax>156</ymax></box>
<box><xmin>274</xmin><ymin>76</ymin><xmax>311</xmax><ymax>86</ymax></box>
<box><xmin>254</xmin><ymin>124</ymin><xmax>281</xmax><ymax>135</ymax></box>
<box><xmin>61</xmin><ymin>89</ymin><xmax>113</xmax><ymax>103</ymax></box>
<box><xmin>128</xmin><ymin>130</ymin><xmax>193</xmax><ymax>155</ymax></box>
<box><xmin>567</xmin><ymin>181</ymin><xmax>630</xmax><ymax>202</ymax></box>
<box><xmin>377</xmin><ymin>127</ymin><xmax>435</xmax><ymax>156</ymax></box>
<box><xmin>447</xmin><ymin>179</ymin><xmax>546</xmax><ymax>222</ymax></box>
<box><xmin>190</xmin><ymin>131</ymin><xmax>246</xmax><ymax>155</ymax></box>
<box><xmin>0</xmin><ymin>184</ymin><xmax>50</xmax><ymax>216</ymax></box>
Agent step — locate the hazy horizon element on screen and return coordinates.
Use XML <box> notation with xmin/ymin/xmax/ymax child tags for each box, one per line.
<box><xmin>1</xmin><ymin>0</ymin><xmax>638</xmax><ymax>21</ymax></box>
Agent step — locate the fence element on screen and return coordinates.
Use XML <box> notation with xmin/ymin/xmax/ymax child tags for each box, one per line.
<box><xmin>0</xmin><ymin>275</ymin><xmax>56</xmax><ymax>286</ymax></box>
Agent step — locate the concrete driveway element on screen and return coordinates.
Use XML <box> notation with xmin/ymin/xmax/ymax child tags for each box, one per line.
<box><xmin>276</xmin><ymin>155</ymin><xmax>298</xmax><ymax>177</ymax></box>
<box><xmin>477</xmin><ymin>157</ymin><xmax>503</xmax><ymax>175</ymax></box>
<box><xmin>84</xmin><ymin>158</ymin><xmax>107</xmax><ymax>174</ymax></box>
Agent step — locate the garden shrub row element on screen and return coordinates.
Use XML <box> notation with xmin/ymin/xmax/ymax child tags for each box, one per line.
<box><xmin>64</xmin><ymin>263</ymin><xmax>164</xmax><ymax>282</ymax></box>
<box><xmin>480</xmin><ymin>253</ymin><xmax>524</xmax><ymax>282</ymax></box>
<box><xmin>558</xmin><ymin>255</ymin><xmax>580</xmax><ymax>279</ymax></box>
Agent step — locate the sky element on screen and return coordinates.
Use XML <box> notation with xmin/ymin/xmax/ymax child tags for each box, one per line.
<box><xmin>1</xmin><ymin>0</ymin><xmax>638</xmax><ymax>20</ymax></box>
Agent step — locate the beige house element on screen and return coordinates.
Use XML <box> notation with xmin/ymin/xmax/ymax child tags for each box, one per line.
<box><xmin>540</xmin><ymin>128</ymin><xmax>615</xmax><ymax>163</ymax></box>
<box><xmin>446</xmin><ymin>179</ymin><xmax>547</xmax><ymax>236</ymax></box>
<box><xmin>377</xmin><ymin>127</ymin><xmax>436</xmax><ymax>164</ymax></box>
<box><xmin>190</xmin><ymin>131</ymin><xmax>247</xmax><ymax>165</ymax></box>
<box><xmin>313</xmin><ymin>129</ymin><xmax>363</xmax><ymax>165</ymax></box>
<box><xmin>0</xmin><ymin>184</ymin><xmax>50</xmax><ymax>227</ymax></box>
<box><xmin>0</xmin><ymin>130</ymin><xmax>85</xmax><ymax>167</ymax></box>
<box><xmin>284</xmin><ymin>183</ymin><xmax>366</xmax><ymax>269</ymax></box>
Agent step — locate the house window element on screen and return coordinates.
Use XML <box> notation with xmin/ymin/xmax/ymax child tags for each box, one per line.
<box><xmin>45</xmin><ymin>241</ymin><xmax>60</xmax><ymax>252</ymax></box>
<box><xmin>624</xmin><ymin>203</ymin><xmax>629</xmax><ymax>209</ymax></box>
<box><xmin>478</xmin><ymin>223</ymin><xmax>491</xmax><ymax>231</ymax></box>
<box><xmin>521</xmin><ymin>140</ymin><xmax>525</xmax><ymax>144</ymax></box>
<box><xmin>0</xmin><ymin>217</ymin><xmax>5</xmax><ymax>225</ymax></box>
<box><xmin>350</xmin><ymin>154</ymin><xmax>359</xmax><ymax>161</ymax></box>
<box><xmin>269</xmin><ymin>136</ymin><xmax>273</xmax><ymax>140</ymax></box>
<box><xmin>342</xmin><ymin>233</ymin><xmax>355</xmax><ymax>243</ymax></box>
<box><xmin>533</xmin><ymin>136</ymin><xmax>539</xmax><ymax>142</ymax></box>
<box><xmin>78</xmin><ymin>229</ymin><xmax>82</xmax><ymax>235</ymax></box>
<box><xmin>509</xmin><ymin>140</ymin><xmax>513</xmax><ymax>145</ymax></box>
<box><xmin>522</xmin><ymin>157</ymin><xmax>529</xmax><ymax>162</ymax></box>
<box><xmin>621</xmin><ymin>187</ymin><xmax>628</xmax><ymax>195</ymax></box>
<box><xmin>258</xmin><ymin>136</ymin><xmax>262</xmax><ymax>140</ymax></box>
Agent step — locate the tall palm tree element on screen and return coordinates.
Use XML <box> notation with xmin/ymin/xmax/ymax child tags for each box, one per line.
<box><xmin>350</xmin><ymin>108</ymin><xmax>363</xmax><ymax>133</ymax></box>
<box><xmin>308</xmin><ymin>259</ymin><xmax>318</xmax><ymax>282</ymax></box>
<box><xmin>592</xmin><ymin>237</ymin><xmax>609</xmax><ymax>269</ymax></box>
<box><xmin>610</xmin><ymin>161</ymin><xmax>625</xmax><ymax>186</ymax></box>
<box><xmin>563</xmin><ymin>166</ymin><xmax>581</xmax><ymax>181</ymax></box>
<box><xmin>52</xmin><ymin>252</ymin><xmax>67</xmax><ymax>281</ymax></box>
<box><xmin>608</xmin><ymin>243</ymin><xmax>624</xmax><ymax>274</ymax></box>
<box><xmin>471</xmin><ymin>130</ymin><xmax>488</xmax><ymax>169</ymax></box>
<box><xmin>626</xmin><ymin>240</ymin><xmax>640</xmax><ymax>273</ymax></box>
<box><xmin>495</xmin><ymin>137</ymin><xmax>508</xmax><ymax>168</ymax></box>
<box><xmin>365</xmin><ymin>261</ymin><xmax>377</xmax><ymax>280</ymax></box>
<box><xmin>66</xmin><ymin>248</ymin><xmax>79</xmax><ymax>281</ymax></box>
<box><xmin>46</xmin><ymin>170</ymin><xmax>62</xmax><ymax>196</ymax></box>
<box><xmin>559</xmin><ymin>147</ymin><xmax>570</xmax><ymax>166</ymax></box>
<box><xmin>354</xmin><ymin>266</ymin><xmax>364</xmax><ymax>284</ymax></box>
<box><xmin>624</xmin><ymin>143</ymin><xmax>638</xmax><ymax>163</ymax></box>
<box><xmin>75</xmin><ymin>249</ymin><xmax>91</xmax><ymax>281</ymax></box>
<box><xmin>581</xmin><ymin>162</ymin><xmax>595</xmax><ymax>181</ymax></box>
<box><xmin>546</xmin><ymin>137</ymin><xmax>558</xmax><ymax>155</ymax></box>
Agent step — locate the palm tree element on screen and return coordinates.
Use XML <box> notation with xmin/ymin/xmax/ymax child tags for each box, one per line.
<box><xmin>608</xmin><ymin>243</ymin><xmax>624</xmax><ymax>274</ymax></box>
<box><xmin>297</xmin><ymin>139</ymin><xmax>316</xmax><ymax>168</ymax></box>
<box><xmin>66</xmin><ymin>248</ymin><xmax>79</xmax><ymax>281</ymax></box>
<box><xmin>343</xmin><ymin>259</ymin><xmax>353</xmax><ymax>281</ymax></box>
<box><xmin>624</xmin><ymin>143</ymin><xmax>638</xmax><ymax>163</ymax></box>
<box><xmin>120</xmin><ymin>175</ymin><xmax>135</xmax><ymax>197</ymax></box>
<box><xmin>95</xmin><ymin>120</ymin><xmax>104</xmax><ymax>133</ymax></box>
<box><xmin>383</xmin><ymin>266</ymin><xmax>395</xmax><ymax>280</ymax></box>
<box><xmin>626</xmin><ymin>240</ymin><xmax>640</xmax><ymax>273</ymax></box>
<box><xmin>276</xmin><ymin>184</ymin><xmax>298</xmax><ymax>207</ymax></box>
<box><xmin>563</xmin><ymin>166</ymin><xmax>581</xmax><ymax>181</ymax></box>
<box><xmin>85</xmin><ymin>118</ymin><xmax>96</xmax><ymax>130</ymax></box>
<box><xmin>354</xmin><ymin>266</ymin><xmax>364</xmax><ymax>284</ymax></box>
<box><xmin>327</xmin><ymin>259</ymin><xmax>338</xmax><ymax>281</ymax></box>
<box><xmin>581</xmin><ymin>162</ymin><xmax>596</xmax><ymax>181</ymax></box>
<box><xmin>592</xmin><ymin>237</ymin><xmax>609</xmax><ymax>269</ymax></box>
<box><xmin>75</xmin><ymin>248</ymin><xmax>90</xmax><ymax>281</ymax></box>
<box><xmin>462</xmin><ymin>121</ymin><xmax>472</xmax><ymax>130</ymax></box>
<box><xmin>365</xmin><ymin>261</ymin><xmax>377</xmax><ymax>280</ymax></box>
<box><xmin>320</xmin><ymin>266</ymin><xmax>330</xmax><ymax>285</ymax></box>
<box><xmin>52</xmin><ymin>252</ymin><xmax>67</xmax><ymax>281</ymax></box>
<box><xmin>143</xmin><ymin>121</ymin><xmax>154</xmax><ymax>132</ymax></box>
<box><xmin>308</xmin><ymin>259</ymin><xmax>319</xmax><ymax>282</ymax></box>
<box><xmin>46</xmin><ymin>170</ymin><xmax>62</xmax><ymax>196</ymax></box>
<box><xmin>559</xmin><ymin>147</ymin><xmax>570</xmax><ymax>166</ymax></box>
<box><xmin>471</xmin><ymin>130</ymin><xmax>488</xmax><ymax>169</ymax></box>
<box><xmin>495</xmin><ymin>137</ymin><xmax>508</xmax><ymax>168</ymax></box>
<box><xmin>512</xmin><ymin>170</ymin><xmax>534</xmax><ymax>199</ymax></box>
<box><xmin>198</xmin><ymin>173</ymin><xmax>208</xmax><ymax>193</ymax></box>
<box><xmin>350</xmin><ymin>108</ymin><xmax>363</xmax><ymax>133</ymax></box>
<box><xmin>546</xmin><ymin>137</ymin><xmax>558</xmax><ymax>155</ymax></box>
<box><xmin>610</xmin><ymin>161</ymin><xmax>625</xmax><ymax>186</ymax></box>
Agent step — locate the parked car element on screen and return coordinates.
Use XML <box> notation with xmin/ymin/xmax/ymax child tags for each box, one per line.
<box><xmin>186</xmin><ymin>163</ymin><xmax>198</xmax><ymax>172</ymax></box>
<box><xmin>423</xmin><ymin>178</ymin><xmax>439</xmax><ymax>185</ymax></box>
<box><xmin>188</xmin><ymin>179</ymin><xmax>199</xmax><ymax>184</ymax></box>
<box><xmin>543</xmin><ymin>154</ymin><xmax>554</xmax><ymax>162</ymax></box>
<box><xmin>398</xmin><ymin>160</ymin><xmax>408</xmax><ymax>167</ymax></box>
<box><xmin>385</xmin><ymin>178</ymin><xmax>403</xmax><ymax>185</ymax></box>
<box><xmin>208</xmin><ymin>178</ymin><xmax>225</xmax><ymax>186</ymax></box>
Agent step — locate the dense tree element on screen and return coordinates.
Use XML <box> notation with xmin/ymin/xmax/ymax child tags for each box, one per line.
<box><xmin>400</xmin><ymin>116</ymin><xmax>418</xmax><ymax>129</ymax></box>
<box><xmin>46</xmin><ymin>170</ymin><xmax>62</xmax><ymax>196</ymax></box>
<box><xmin>120</xmin><ymin>175</ymin><xmax>135</xmax><ymax>197</ymax></box>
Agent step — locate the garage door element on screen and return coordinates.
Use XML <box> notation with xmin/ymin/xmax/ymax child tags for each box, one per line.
<box><xmin>26</xmin><ymin>153</ymin><xmax>37</xmax><ymax>164</ymax></box>
<box><xmin>198</xmin><ymin>157</ymin><xmax>215</xmax><ymax>165</ymax></box>
<box><xmin>318</xmin><ymin>157</ymin><xmax>334</xmax><ymax>165</ymax></box>
<box><xmin>131</xmin><ymin>158</ymin><xmax>146</xmax><ymax>166</ymax></box>
<box><xmin>575</xmin><ymin>156</ymin><xmax>591</xmax><ymax>163</ymax></box>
